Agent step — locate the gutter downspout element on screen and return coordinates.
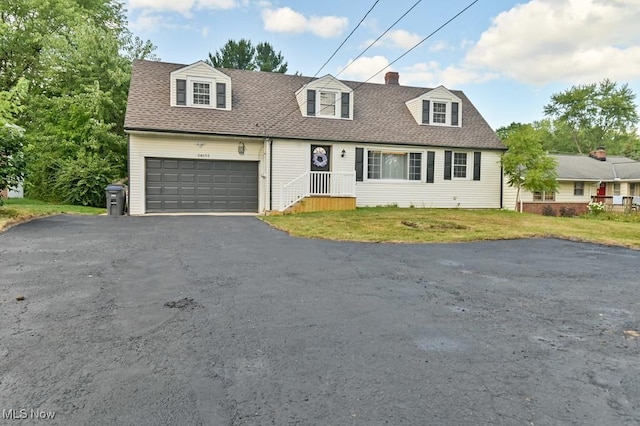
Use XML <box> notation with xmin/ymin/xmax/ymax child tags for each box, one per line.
<box><xmin>500</xmin><ymin>164</ymin><xmax>504</xmax><ymax>209</ymax></box>
<box><xmin>269</xmin><ymin>138</ymin><xmax>273</xmax><ymax>211</ymax></box>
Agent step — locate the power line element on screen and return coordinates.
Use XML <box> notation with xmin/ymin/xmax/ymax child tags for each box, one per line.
<box><xmin>335</xmin><ymin>0</ymin><xmax>421</xmax><ymax>80</ymax></box>
<box><xmin>263</xmin><ymin>0</ymin><xmax>380</xmax><ymax>133</ymax></box>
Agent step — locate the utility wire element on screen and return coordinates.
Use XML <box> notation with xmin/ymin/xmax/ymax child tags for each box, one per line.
<box><xmin>266</xmin><ymin>0</ymin><xmax>479</xmax><ymax>132</ymax></box>
<box><xmin>263</xmin><ymin>0</ymin><xmax>380</xmax><ymax>133</ymax></box>
<box><xmin>335</xmin><ymin>0</ymin><xmax>421</xmax><ymax>79</ymax></box>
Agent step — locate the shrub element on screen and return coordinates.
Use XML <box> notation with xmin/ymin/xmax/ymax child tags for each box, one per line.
<box><xmin>542</xmin><ymin>205</ymin><xmax>556</xmax><ymax>216</ymax></box>
<box><xmin>588</xmin><ymin>201</ymin><xmax>606</xmax><ymax>215</ymax></box>
<box><xmin>559</xmin><ymin>206</ymin><xmax>576</xmax><ymax>217</ymax></box>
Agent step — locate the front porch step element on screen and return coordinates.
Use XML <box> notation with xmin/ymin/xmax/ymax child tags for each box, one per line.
<box><xmin>285</xmin><ymin>196</ymin><xmax>356</xmax><ymax>214</ymax></box>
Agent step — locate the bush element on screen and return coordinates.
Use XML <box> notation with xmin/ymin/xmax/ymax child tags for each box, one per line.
<box><xmin>559</xmin><ymin>206</ymin><xmax>576</xmax><ymax>217</ymax></box>
<box><xmin>53</xmin><ymin>152</ymin><xmax>120</xmax><ymax>207</ymax></box>
<box><xmin>588</xmin><ymin>201</ymin><xmax>606</xmax><ymax>215</ymax></box>
<box><xmin>542</xmin><ymin>205</ymin><xmax>556</xmax><ymax>216</ymax></box>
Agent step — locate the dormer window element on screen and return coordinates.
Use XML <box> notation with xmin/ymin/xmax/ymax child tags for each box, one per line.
<box><xmin>421</xmin><ymin>100</ymin><xmax>459</xmax><ymax>126</ymax></box>
<box><xmin>297</xmin><ymin>75</ymin><xmax>353</xmax><ymax>120</ymax></box>
<box><xmin>170</xmin><ymin>61</ymin><xmax>232</xmax><ymax>110</ymax></box>
<box><xmin>176</xmin><ymin>77</ymin><xmax>226</xmax><ymax>109</ymax></box>
<box><xmin>319</xmin><ymin>91</ymin><xmax>336</xmax><ymax>116</ymax></box>
<box><xmin>406</xmin><ymin>86</ymin><xmax>461</xmax><ymax>127</ymax></box>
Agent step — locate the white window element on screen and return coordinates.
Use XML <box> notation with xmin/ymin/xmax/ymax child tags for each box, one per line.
<box><xmin>453</xmin><ymin>153</ymin><xmax>467</xmax><ymax>178</ymax></box>
<box><xmin>187</xmin><ymin>77</ymin><xmax>214</xmax><ymax>107</ymax></box>
<box><xmin>630</xmin><ymin>183</ymin><xmax>638</xmax><ymax>196</ymax></box>
<box><xmin>192</xmin><ymin>82</ymin><xmax>211</xmax><ymax>105</ymax></box>
<box><xmin>319</xmin><ymin>91</ymin><xmax>337</xmax><ymax>117</ymax></box>
<box><xmin>574</xmin><ymin>182</ymin><xmax>584</xmax><ymax>196</ymax></box>
<box><xmin>433</xmin><ymin>102</ymin><xmax>447</xmax><ymax>124</ymax></box>
<box><xmin>613</xmin><ymin>183</ymin><xmax>621</xmax><ymax>196</ymax></box>
<box><xmin>533</xmin><ymin>191</ymin><xmax>555</xmax><ymax>201</ymax></box>
<box><xmin>367</xmin><ymin>151</ymin><xmax>421</xmax><ymax>181</ymax></box>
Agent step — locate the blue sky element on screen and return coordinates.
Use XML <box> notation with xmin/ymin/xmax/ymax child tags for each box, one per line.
<box><xmin>125</xmin><ymin>0</ymin><xmax>640</xmax><ymax>131</ymax></box>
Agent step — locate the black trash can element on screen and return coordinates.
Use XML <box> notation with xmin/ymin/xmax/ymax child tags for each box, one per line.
<box><xmin>105</xmin><ymin>184</ymin><xmax>126</xmax><ymax>216</ymax></box>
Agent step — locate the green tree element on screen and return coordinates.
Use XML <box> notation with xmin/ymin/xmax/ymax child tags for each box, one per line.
<box><xmin>1</xmin><ymin>0</ymin><xmax>157</xmax><ymax>206</ymax></box>
<box><xmin>206</xmin><ymin>39</ymin><xmax>288</xmax><ymax>73</ymax></box>
<box><xmin>255</xmin><ymin>42</ymin><xmax>288</xmax><ymax>73</ymax></box>
<box><xmin>207</xmin><ymin>39</ymin><xmax>256</xmax><ymax>70</ymax></box>
<box><xmin>543</xmin><ymin>79</ymin><xmax>639</xmax><ymax>154</ymax></box>
<box><xmin>499</xmin><ymin>123</ymin><xmax>558</xmax><ymax>211</ymax></box>
<box><xmin>0</xmin><ymin>78</ymin><xmax>28</xmax><ymax>204</ymax></box>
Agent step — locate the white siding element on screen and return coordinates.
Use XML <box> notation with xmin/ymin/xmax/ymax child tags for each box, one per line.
<box><xmin>169</xmin><ymin>62</ymin><xmax>232</xmax><ymax>109</ymax></box>
<box><xmin>355</xmin><ymin>147</ymin><xmax>502</xmax><ymax>208</ymax></box>
<box><xmin>271</xmin><ymin>140</ymin><xmax>308</xmax><ymax>210</ymax></box>
<box><xmin>517</xmin><ymin>180</ymin><xmax>599</xmax><ymax>203</ymax></box>
<box><xmin>128</xmin><ymin>132</ymin><xmax>264</xmax><ymax>214</ymax></box>
<box><xmin>271</xmin><ymin>141</ymin><xmax>502</xmax><ymax>210</ymax></box>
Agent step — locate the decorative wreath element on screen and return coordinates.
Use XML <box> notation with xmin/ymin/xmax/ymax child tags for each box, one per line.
<box><xmin>312</xmin><ymin>151</ymin><xmax>328</xmax><ymax>168</ymax></box>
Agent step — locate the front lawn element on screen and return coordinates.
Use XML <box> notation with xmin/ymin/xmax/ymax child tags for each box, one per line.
<box><xmin>0</xmin><ymin>198</ymin><xmax>104</xmax><ymax>232</ymax></box>
<box><xmin>262</xmin><ymin>207</ymin><xmax>640</xmax><ymax>249</ymax></box>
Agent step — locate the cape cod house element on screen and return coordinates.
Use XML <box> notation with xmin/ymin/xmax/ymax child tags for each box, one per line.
<box><xmin>124</xmin><ymin>60</ymin><xmax>506</xmax><ymax>214</ymax></box>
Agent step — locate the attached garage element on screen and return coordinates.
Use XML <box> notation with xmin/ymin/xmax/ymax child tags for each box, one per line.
<box><xmin>145</xmin><ymin>158</ymin><xmax>258</xmax><ymax>213</ymax></box>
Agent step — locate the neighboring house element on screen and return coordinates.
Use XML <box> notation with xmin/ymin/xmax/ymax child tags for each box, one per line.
<box><xmin>1</xmin><ymin>183</ymin><xmax>23</xmax><ymax>199</ymax></box>
<box><xmin>124</xmin><ymin>60</ymin><xmax>506</xmax><ymax>215</ymax></box>
<box><xmin>503</xmin><ymin>147</ymin><xmax>640</xmax><ymax>214</ymax></box>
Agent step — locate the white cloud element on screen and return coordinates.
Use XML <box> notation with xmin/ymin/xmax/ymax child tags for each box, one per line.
<box><xmin>361</xmin><ymin>29</ymin><xmax>422</xmax><ymax>50</ymax></box>
<box><xmin>399</xmin><ymin>62</ymin><xmax>497</xmax><ymax>88</ymax></box>
<box><xmin>129</xmin><ymin>12</ymin><xmax>167</xmax><ymax>32</ymax></box>
<box><xmin>464</xmin><ymin>0</ymin><xmax>640</xmax><ymax>85</ymax></box>
<box><xmin>128</xmin><ymin>0</ymin><xmax>238</xmax><ymax>15</ymax></box>
<box><xmin>337</xmin><ymin>56</ymin><xmax>391</xmax><ymax>83</ymax></box>
<box><xmin>429</xmin><ymin>40</ymin><xmax>450</xmax><ymax>53</ymax></box>
<box><xmin>262</xmin><ymin>7</ymin><xmax>347</xmax><ymax>38</ymax></box>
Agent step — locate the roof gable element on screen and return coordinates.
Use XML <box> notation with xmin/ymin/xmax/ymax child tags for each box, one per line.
<box><xmin>405</xmin><ymin>86</ymin><xmax>462</xmax><ymax>127</ymax></box>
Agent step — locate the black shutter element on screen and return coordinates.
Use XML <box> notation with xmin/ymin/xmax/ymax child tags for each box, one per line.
<box><xmin>176</xmin><ymin>79</ymin><xmax>186</xmax><ymax>105</ymax></box>
<box><xmin>341</xmin><ymin>92</ymin><xmax>350</xmax><ymax>118</ymax></box>
<box><xmin>216</xmin><ymin>83</ymin><xmax>226</xmax><ymax>108</ymax></box>
<box><xmin>426</xmin><ymin>151</ymin><xmax>435</xmax><ymax>183</ymax></box>
<box><xmin>422</xmin><ymin>100</ymin><xmax>430</xmax><ymax>124</ymax></box>
<box><xmin>355</xmin><ymin>148</ymin><xmax>364</xmax><ymax>182</ymax></box>
<box><xmin>307</xmin><ymin>90</ymin><xmax>316</xmax><ymax>116</ymax></box>
<box><xmin>451</xmin><ymin>102</ymin><xmax>459</xmax><ymax>126</ymax></box>
<box><xmin>444</xmin><ymin>150</ymin><xmax>452</xmax><ymax>180</ymax></box>
<box><xmin>473</xmin><ymin>152</ymin><xmax>481</xmax><ymax>181</ymax></box>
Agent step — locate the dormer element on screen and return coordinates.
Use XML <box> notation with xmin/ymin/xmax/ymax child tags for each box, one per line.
<box><xmin>296</xmin><ymin>74</ymin><xmax>353</xmax><ymax>120</ymax></box>
<box><xmin>170</xmin><ymin>61</ymin><xmax>232</xmax><ymax>110</ymax></box>
<box><xmin>405</xmin><ymin>86</ymin><xmax>461</xmax><ymax>127</ymax></box>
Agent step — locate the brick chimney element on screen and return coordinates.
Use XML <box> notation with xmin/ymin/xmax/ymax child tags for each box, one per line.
<box><xmin>385</xmin><ymin>71</ymin><xmax>399</xmax><ymax>85</ymax></box>
<box><xmin>589</xmin><ymin>146</ymin><xmax>606</xmax><ymax>161</ymax></box>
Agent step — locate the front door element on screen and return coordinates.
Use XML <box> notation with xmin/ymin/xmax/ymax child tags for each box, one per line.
<box><xmin>311</xmin><ymin>145</ymin><xmax>331</xmax><ymax>194</ymax></box>
<box><xmin>597</xmin><ymin>182</ymin><xmax>606</xmax><ymax>202</ymax></box>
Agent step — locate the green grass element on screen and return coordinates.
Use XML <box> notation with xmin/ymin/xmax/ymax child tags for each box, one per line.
<box><xmin>0</xmin><ymin>198</ymin><xmax>104</xmax><ymax>231</ymax></box>
<box><xmin>262</xmin><ymin>207</ymin><xmax>640</xmax><ymax>249</ymax></box>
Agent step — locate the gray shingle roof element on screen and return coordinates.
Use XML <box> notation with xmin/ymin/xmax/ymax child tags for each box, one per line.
<box><xmin>554</xmin><ymin>154</ymin><xmax>640</xmax><ymax>181</ymax></box>
<box><xmin>125</xmin><ymin>60</ymin><xmax>505</xmax><ymax>150</ymax></box>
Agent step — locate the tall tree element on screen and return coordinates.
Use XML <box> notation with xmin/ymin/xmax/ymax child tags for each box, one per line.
<box><xmin>206</xmin><ymin>39</ymin><xmax>288</xmax><ymax>73</ymax></box>
<box><xmin>207</xmin><ymin>39</ymin><xmax>256</xmax><ymax>70</ymax></box>
<box><xmin>255</xmin><ymin>42</ymin><xmax>288</xmax><ymax>73</ymax></box>
<box><xmin>1</xmin><ymin>0</ymin><xmax>157</xmax><ymax>206</ymax></box>
<box><xmin>499</xmin><ymin>123</ymin><xmax>558</xmax><ymax>211</ymax></box>
<box><xmin>543</xmin><ymin>79</ymin><xmax>639</xmax><ymax>154</ymax></box>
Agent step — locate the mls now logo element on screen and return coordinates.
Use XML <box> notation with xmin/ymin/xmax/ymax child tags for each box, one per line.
<box><xmin>2</xmin><ymin>409</ymin><xmax>56</xmax><ymax>420</ymax></box>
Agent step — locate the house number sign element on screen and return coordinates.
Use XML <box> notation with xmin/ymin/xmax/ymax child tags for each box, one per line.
<box><xmin>197</xmin><ymin>153</ymin><xmax>211</xmax><ymax>158</ymax></box>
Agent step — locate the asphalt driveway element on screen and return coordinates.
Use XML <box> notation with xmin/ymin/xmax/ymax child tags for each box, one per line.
<box><xmin>1</xmin><ymin>215</ymin><xmax>639</xmax><ymax>425</ymax></box>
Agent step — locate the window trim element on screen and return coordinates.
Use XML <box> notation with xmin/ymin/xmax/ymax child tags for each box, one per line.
<box><xmin>365</xmin><ymin>149</ymin><xmax>422</xmax><ymax>182</ymax></box>
<box><xmin>533</xmin><ymin>191</ymin><xmax>556</xmax><ymax>201</ymax></box>
<box><xmin>318</xmin><ymin>90</ymin><xmax>338</xmax><ymax>117</ymax></box>
<box><xmin>452</xmin><ymin>152</ymin><xmax>468</xmax><ymax>179</ymax></box>
<box><xmin>422</xmin><ymin>99</ymin><xmax>461</xmax><ymax>127</ymax></box>
<box><xmin>185</xmin><ymin>76</ymin><xmax>216</xmax><ymax>109</ymax></box>
<box><xmin>573</xmin><ymin>181</ymin><xmax>584</xmax><ymax>196</ymax></box>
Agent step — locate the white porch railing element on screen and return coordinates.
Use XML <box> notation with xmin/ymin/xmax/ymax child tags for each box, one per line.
<box><xmin>281</xmin><ymin>171</ymin><xmax>356</xmax><ymax>211</ymax></box>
